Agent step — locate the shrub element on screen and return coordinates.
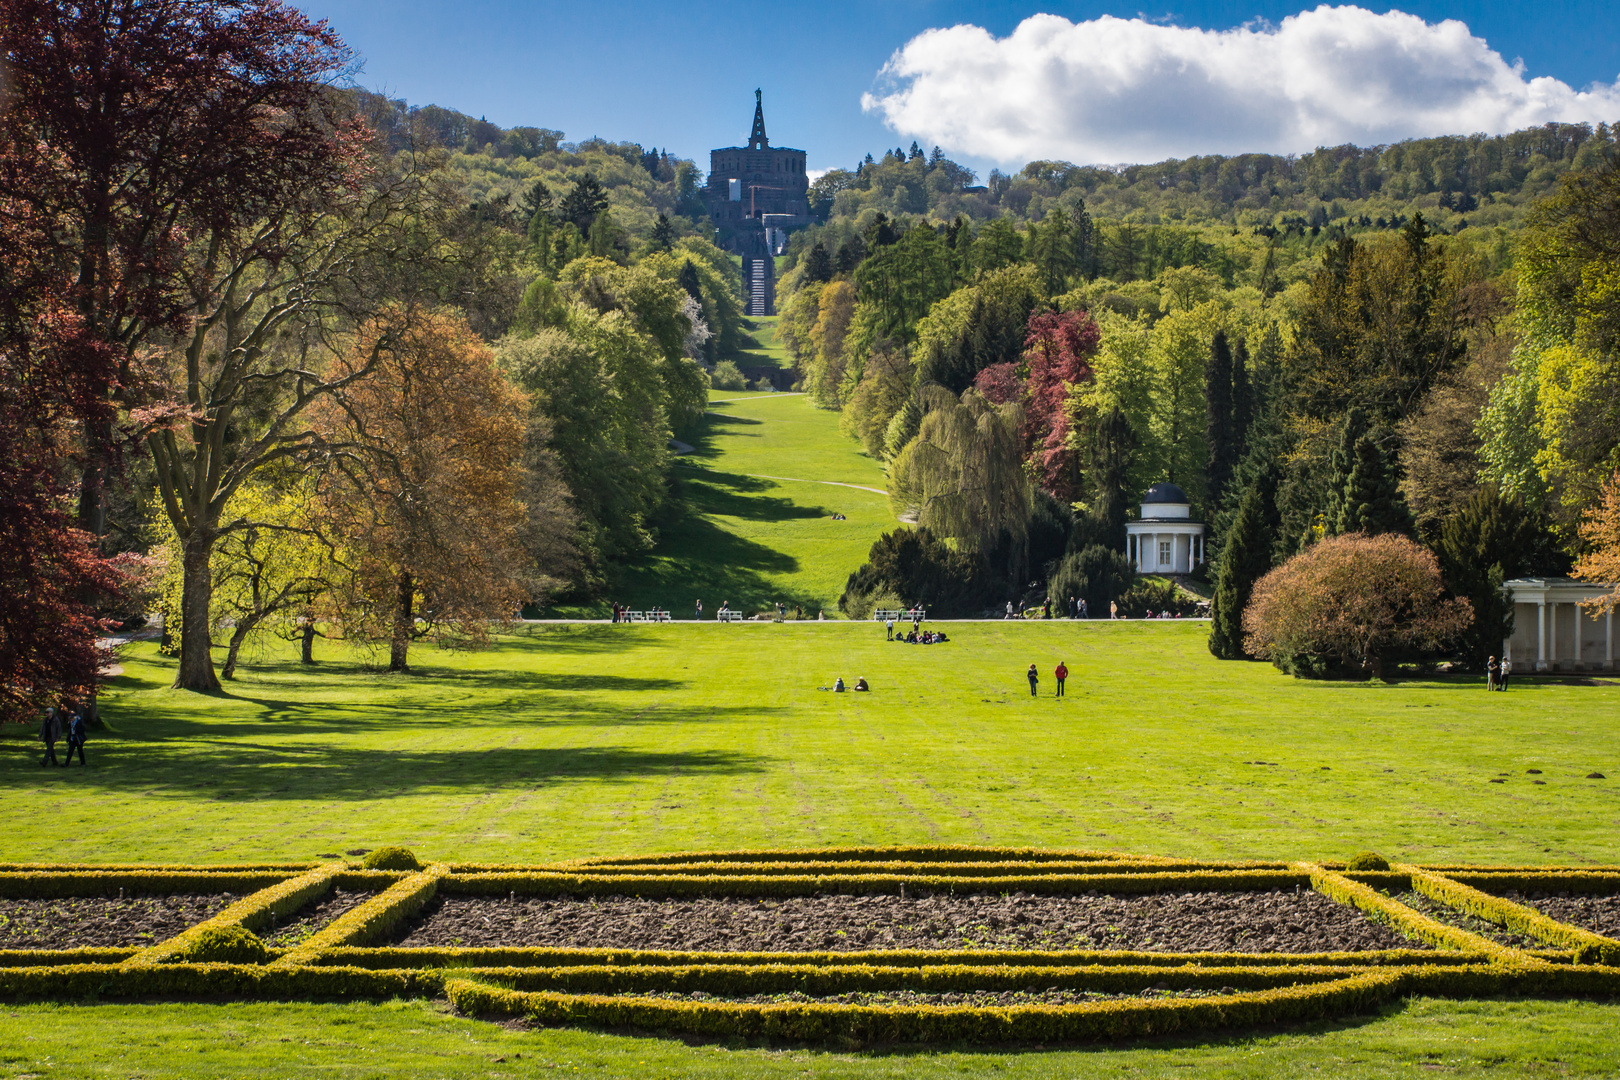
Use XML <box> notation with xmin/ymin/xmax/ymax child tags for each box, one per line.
<box><xmin>709</xmin><ymin>360</ymin><xmax>747</xmax><ymax>391</ymax></box>
<box><xmin>1046</xmin><ymin>544</ymin><xmax>1134</xmax><ymax>616</ymax></box>
<box><xmin>1346</xmin><ymin>852</ymin><xmax>1391</xmax><ymax>871</ymax></box>
<box><xmin>361</xmin><ymin>847</ymin><xmax>423</xmax><ymax>872</ymax></box>
<box><xmin>1115</xmin><ymin>578</ymin><xmax>1198</xmax><ymax>619</ymax></box>
<box><xmin>838</xmin><ymin>528</ymin><xmax>987</xmax><ymax>618</ymax></box>
<box><xmin>1242</xmin><ymin>533</ymin><xmax>1473</xmax><ymax>678</ymax></box>
<box><xmin>171</xmin><ymin>925</ymin><xmax>269</xmax><ymax>964</ymax></box>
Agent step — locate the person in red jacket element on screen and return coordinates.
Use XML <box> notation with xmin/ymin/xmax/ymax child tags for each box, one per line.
<box><xmin>1054</xmin><ymin>661</ymin><xmax>1068</xmax><ymax>697</ymax></box>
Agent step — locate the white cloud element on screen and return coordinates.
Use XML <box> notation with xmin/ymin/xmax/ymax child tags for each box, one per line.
<box><xmin>861</xmin><ymin>5</ymin><xmax>1620</xmax><ymax>165</ymax></box>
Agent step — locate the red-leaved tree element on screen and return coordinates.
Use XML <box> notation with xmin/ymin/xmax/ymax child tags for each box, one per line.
<box><xmin>1020</xmin><ymin>310</ymin><xmax>1098</xmax><ymax>498</ymax></box>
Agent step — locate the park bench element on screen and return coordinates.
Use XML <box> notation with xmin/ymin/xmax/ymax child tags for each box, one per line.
<box><xmin>716</xmin><ymin>610</ymin><xmax>745</xmax><ymax>622</ymax></box>
<box><xmin>873</xmin><ymin>608</ymin><xmax>927</xmax><ymax>623</ymax></box>
<box><xmin>621</xmin><ymin>610</ymin><xmax>671</xmax><ymax>622</ymax></box>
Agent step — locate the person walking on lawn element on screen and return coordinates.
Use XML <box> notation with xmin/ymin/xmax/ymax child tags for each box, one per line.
<box><xmin>38</xmin><ymin>707</ymin><xmax>61</xmax><ymax>767</ymax></box>
<box><xmin>1054</xmin><ymin>661</ymin><xmax>1068</xmax><ymax>697</ymax></box>
<box><xmin>1026</xmin><ymin>663</ymin><xmax>1039</xmax><ymax>696</ymax></box>
<box><xmin>64</xmin><ymin>709</ymin><xmax>87</xmax><ymax>765</ymax></box>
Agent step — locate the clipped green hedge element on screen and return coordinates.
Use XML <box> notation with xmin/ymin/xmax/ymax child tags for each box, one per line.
<box><xmin>0</xmin><ymin>948</ymin><xmax>138</xmax><ymax>968</ymax></box>
<box><xmin>442</xmin><ymin>970</ymin><xmax>1404</xmax><ymax>1045</ymax></box>
<box><xmin>441</xmin><ymin>869</ymin><xmax>1311</xmax><ymax>899</ymax></box>
<box><xmin>1299</xmin><ymin>863</ymin><xmax>1522</xmax><ymax>958</ymax></box>
<box><xmin>1400</xmin><ymin>866</ymin><xmax>1620</xmax><ymax>965</ymax></box>
<box><xmin>124</xmin><ymin>863</ymin><xmax>339</xmax><ymax>968</ymax></box>
<box><xmin>272</xmin><ymin>864</ymin><xmax>447</xmax><ymax>967</ymax></box>
<box><xmin>321</xmin><ymin>945</ymin><xmax>1463</xmax><ymax>971</ymax></box>
<box><xmin>562</xmin><ymin>846</ymin><xmax>1163</xmax><ymax>868</ymax></box>
<box><xmin>0</xmin><ymin>863</ymin><xmax>317</xmax><ymax>873</ymax></box>
<box><xmin>0</xmin><ymin>962</ymin><xmax>437</xmax><ymax>1001</ymax></box>
<box><xmin>1440</xmin><ymin>871</ymin><xmax>1620</xmax><ymax>896</ymax></box>
<box><xmin>528</xmin><ymin>859</ymin><xmax>1294</xmax><ymax>879</ymax></box>
<box><xmin>0</xmin><ymin>871</ymin><xmax>292</xmax><ymax>899</ymax></box>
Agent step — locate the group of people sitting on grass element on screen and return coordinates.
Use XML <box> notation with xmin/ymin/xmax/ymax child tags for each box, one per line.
<box><xmin>823</xmin><ymin>676</ymin><xmax>870</xmax><ymax>692</ymax></box>
<box><xmin>895</xmin><ymin>627</ymin><xmax>947</xmax><ymax>644</ymax></box>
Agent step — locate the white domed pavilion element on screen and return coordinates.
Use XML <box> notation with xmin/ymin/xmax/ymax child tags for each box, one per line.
<box><xmin>1123</xmin><ymin>482</ymin><xmax>1206</xmax><ymax>574</ymax></box>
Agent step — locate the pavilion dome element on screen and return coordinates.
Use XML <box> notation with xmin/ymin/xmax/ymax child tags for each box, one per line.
<box><xmin>1142</xmin><ymin>482</ymin><xmax>1189</xmax><ymax>505</ymax></box>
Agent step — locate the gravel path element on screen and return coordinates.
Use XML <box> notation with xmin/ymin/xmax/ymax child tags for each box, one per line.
<box><xmin>0</xmin><ymin>894</ymin><xmax>234</xmax><ymax>949</ymax></box>
<box><xmin>392</xmin><ymin>890</ymin><xmax>1422</xmax><ymax>954</ymax></box>
<box><xmin>631</xmin><ymin>987</ymin><xmax>1243</xmax><ymax>1007</ymax></box>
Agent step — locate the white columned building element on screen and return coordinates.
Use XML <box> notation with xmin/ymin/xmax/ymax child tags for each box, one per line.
<box><xmin>1123</xmin><ymin>482</ymin><xmax>1207</xmax><ymax>575</ymax></box>
<box><xmin>1502</xmin><ymin>578</ymin><xmax>1616</xmax><ymax>673</ymax></box>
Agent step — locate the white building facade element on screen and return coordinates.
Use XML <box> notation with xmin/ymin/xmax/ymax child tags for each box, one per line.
<box><xmin>1123</xmin><ymin>482</ymin><xmax>1207</xmax><ymax>574</ymax></box>
<box><xmin>1502</xmin><ymin>577</ymin><xmax>1616</xmax><ymax>673</ymax></box>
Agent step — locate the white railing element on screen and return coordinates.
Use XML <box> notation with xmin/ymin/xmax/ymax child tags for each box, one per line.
<box><xmin>873</xmin><ymin>608</ymin><xmax>926</xmax><ymax>623</ymax></box>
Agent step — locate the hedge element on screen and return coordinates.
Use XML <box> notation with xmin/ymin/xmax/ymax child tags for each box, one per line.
<box><xmin>125</xmin><ymin>863</ymin><xmax>341</xmax><ymax>968</ymax></box>
<box><xmin>442</xmin><ymin>970</ymin><xmax>1405</xmax><ymax>1045</ymax></box>
<box><xmin>1399</xmin><ymin>865</ymin><xmax>1620</xmax><ymax>965</ymax></box>
<box><xmin>272</xmin><ymin>863</ymin><xmax>447</xmax><ymax>967</ymax></box>
<box><xmin>0</xmin><ymin>863</ymin><xmax>317</xmax><ymax>873</ymax></box>
<box><xmin>440</xmin><ymin>869</ymin><xmax>1312</xmax><ymax>899</ymax></box>
<box><xmin>528</xmin><ymin>860</ymin><xmax>1294</xmax><ymax>879</ymax></box>
<box><xmin>320</xmin><ymin>945</ymin><xmax>1463</xmax><ymax>971</ymax></box>
<box><xmin>1439</xmin><ymin>872</ymin><xmax>1620</xmax><ymax>896</ymax></box>
<box><xmin>0</xmin><ymin>871</ymin><xmax>293</xmax><ymax>899</ymax></box>
<box><xmin>1298</xmin><ymin>863</ymin><xmax>1529</xmax><ymax>959</ymax></box>
<box><xmin>0</xmin><ymin>962</ymin><xmax>437</xmax><ymax>1001</ymax></box>
<box><xmin>561</xmin><ymin>846</ymin><xmax>1166</xmax><ymax>868</ymax></box>
<box><xmin>0</xmin><ymin>948</ymin><xmax>137</xmax><ymax>968</ymax></box>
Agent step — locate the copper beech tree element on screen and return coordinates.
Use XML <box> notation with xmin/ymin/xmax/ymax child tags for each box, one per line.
<box><xmin>1242</xmin><ymin>532</ymin><xmax>1473</xmax><ymax>679</ymax></box>
<box><xmin>313</xmin><ymin>312</ymin><xmax>540</xmax><ymax>672</ymax></box>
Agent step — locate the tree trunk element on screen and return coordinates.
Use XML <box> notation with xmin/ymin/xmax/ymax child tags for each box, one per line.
<box><xmin>300</xmin><ymin>621</ymin><xmax>317</xmax><ymax>664</ymax></box>
<box><xmin>390</xmin><ymin>571</ymin><xmax>414</xmax><ymax>672</ymax></box>
<box><xmin>221</xmin><ymin>614</ymin><xmax>261</xmax><ymax>681</ymax></box>
<box><xmin>174</xmin><ymin>526</ymin><xmax>222</xmax><ymax>692</ymax></box>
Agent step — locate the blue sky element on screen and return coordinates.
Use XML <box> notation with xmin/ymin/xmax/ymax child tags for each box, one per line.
<box><xmin>300</xmin><ymin>1</ymin><xmax>1620</xmax><ymax>175</ymax></box>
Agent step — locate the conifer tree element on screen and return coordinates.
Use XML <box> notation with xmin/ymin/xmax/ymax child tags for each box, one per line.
<box><xmin>1209</xmin><ymin>482</ymin><xmax>1275</xmax><ymax>659</ymax></box>
<box><xmin>676</xmin><ymin>259</ymin><xmax>703</xmax><ymax>304</ymax></box>
<box><xmin>1337</xmin><ymin>434</ymin><xmax>1415</xmax><ymax>536</ymax></box>
<box><xmin>803</xmin><ymin>241</ymin><xmax>833</xmax><ymax>284</ymax></box>
<box><xmin>1205</xmin><ymin>330</ymin><xmax>1236</xmax><ymax>511</ymax></box>
<box><xmin>1231</xmin><ymin>336</ymin><xmax>1254</xmax><ymax>459</ymax></box>
<box><xmin>650</xmin><ymin>213</ymin><xmax>675</xmax><ymax>252</ymax></box>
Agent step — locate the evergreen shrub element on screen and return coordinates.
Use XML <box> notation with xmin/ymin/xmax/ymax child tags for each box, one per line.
<box><xmin>361</xmin><ymin>847</ymin><xmax>423</xmax><ymax>872</ymax></box>
<box><xmin>1346</xmin><ymin>852</ymin><xmax>1391</xmax><ymax>871</ymax></box>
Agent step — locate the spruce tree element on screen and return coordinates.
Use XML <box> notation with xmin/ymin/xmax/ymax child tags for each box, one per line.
<box><xmin>1231</xmin><ymin>337</ymin><xmax>1254</xmax><ymax>459</ymax></box>
<box><xmin>803</xmin><ymin>241</ymin><xmax>833</xmax><ymax>284</ymax></box>
<box><xmin>1337</xmin><ymin>434</ymin><xmax>1415</xmax><ymax>536</ymax></box>
<box><xmin>1323</xmin><ymin>408</ymin><xmax>1368</xmax><ymax>535</ymax></box>
<box><xmin>1205</xmin><ymin>330</ymin><xmax>1236</xmax><ymax>512</ymax></box>
<box><xmin>676</xmin><ymin>259</ymin><xmax>703</xmax><ymax>304</ymax></box>
<box><xmin>650</xmin><ymin>213</ymin><xmax>676</xmax><ymax>252</ymax></box>
<box><xmin>1209</xmin><ymin>482</ymin><xmax>1275</xmax><ymax>659</ymax></box>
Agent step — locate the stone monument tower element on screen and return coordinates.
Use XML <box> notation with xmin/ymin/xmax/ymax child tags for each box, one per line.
<box><xmin>703</xmin><ymin>90</ymin><xmax>810</xmax><ymax>315</ymax></box>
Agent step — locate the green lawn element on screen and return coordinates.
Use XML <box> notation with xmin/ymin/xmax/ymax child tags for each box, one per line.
<box><xmin>5</xmin><ymin>997</ymin><xmax>1620</xmax><ymax>1079</ymax></box>
<box><xmin>585</xmin><ymin>391</ymin><xmax>894</xmax><ymax>616</ymax></box>
<box><xmin>8</xmin><ymin>622</ymin><xmax>1615</xmax><ymax>865</ymax></box>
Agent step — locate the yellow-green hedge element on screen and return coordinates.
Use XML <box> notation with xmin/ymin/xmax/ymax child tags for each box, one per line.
<box><xmin>441</xmin><ymin>970</ymin><xmax>1404</xmax><ymax>1045</ymax></box>
<box><xmin>0</xmin><ymin>948</ymin><xmax>137</xmax><ymax>968</ymax></box>
<box><xmin>1400</xmin><ymin>866</ymin><xmax>1620</xmax><ymax>965</ymax></box>
<box><xmin>0</xmin><ymin>871</ymin><xmax>292</xmax><ymax>899</ymax></box>
<box><xmin>1439</xmin><ymin>872</ymin><xmax>1620</xmax><ymax>895</ymax></box>
<box><xmin>272</xmin><ymin>864</ymin><xmax>447</xmax><ymax>968</ymax></box>
<box><xmin>440</xmin><ymin>869</ymin><xmax>1311</xmax><ymax>899</ymax></box>
<box><xmin>125</xmin><ymin>863</ymin><xmax>341</xmax><ymax>968</ymax></box>
<box><xmin>0</xmin><ymin>962</ymin><xmax>434</xmax><ymax>1001</ymax></box>
<box><xmin>1299</xmin><ymin>863</ymin><xmax>1529</xmax><ymax>960</ymax></box>
<box><xmin>516</xmin><ymin>860</ymin><xmax>1291</xmax><ymax>879</ymax></box>
<box><xmin>320</xmin><ymin>945</ymin><xmax>1462</xmax><ymax>971</ymax></box>
<box><xmin>562</xmin><ymin>846</ymin><xmax>1164</xmax><ymax>868</ymax></box>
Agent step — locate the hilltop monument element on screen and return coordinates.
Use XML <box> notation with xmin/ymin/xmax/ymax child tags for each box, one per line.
<box><xmin>704</xmin><ymin>90</ymin><xmax>811</xmax><ymax>315</ymax></box>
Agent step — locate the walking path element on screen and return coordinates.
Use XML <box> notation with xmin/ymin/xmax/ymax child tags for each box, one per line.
<box><xmin>742</xmin><ymin>473</ymin><xmax>888</xmax><ymax>496</ymax></box>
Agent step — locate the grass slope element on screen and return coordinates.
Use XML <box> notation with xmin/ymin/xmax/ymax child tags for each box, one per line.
<box><xmin>6</xmin><ymin>623</ymin><xmax>1615</xmax><ymax>865</ymax></box>
<box><xmin>5</xmin><ymin>998</ymin><xmax>1620</xmax><ymax>1079</ymax></box>
<box><xmin>590</xmin><ymin>391</ymin><xmax>893</xmax><ymax>616</ymax></box>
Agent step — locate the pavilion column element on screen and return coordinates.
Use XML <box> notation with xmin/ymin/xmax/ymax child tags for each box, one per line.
<box><xmin>1549</xmin><ymin>601</ymin><xmax>1559</xmax><ymax>671</ymax></box>
<box><xmin>1537</xmin><ymin>601</ymin><xmax>1548</xmax><ymax>672</ymax></box>
<box><xmin>1608</xmin><ymin>609</ymin><xmax>1614</xmax><ymax>672</ymax></box>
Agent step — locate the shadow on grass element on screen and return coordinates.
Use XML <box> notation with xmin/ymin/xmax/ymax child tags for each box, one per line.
<box><xmin>681</xmin><ymin>411</ymin><xmax>765</xmax><ymax>461</ymax></box>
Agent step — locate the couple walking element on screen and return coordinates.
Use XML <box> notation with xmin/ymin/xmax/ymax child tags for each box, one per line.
<box><xmin>39</xmin><ymin>707</ymin><xmax>87</xmax><ymax>766</ymax></box>
<box><xmin>1027</xmin><ymin>662</ymin><xmax>1069</xmax><ymax>697</ymax></box>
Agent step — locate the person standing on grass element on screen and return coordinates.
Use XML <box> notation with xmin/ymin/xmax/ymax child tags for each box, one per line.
<box><xmin>1054</xmin><ymin>661</ymin><xmax>1068</xmax><ymax>697</ymax></box>
<box><xmin>38</xmin><ymin>707</ymin><xmax>60</xmax><ymax>767</ymax></box>
<box><xmin>1486</xmin><ymin>655</ymin><xmax>1499</xmax><ymax>690</ymax></box>
<box><xmin>1499</xmin><ymin>657</ymin><xmax>1511</xmax><ymax>690</ymax></box>
<box><xmin>1027</xmin><ymin>663</ymin><xmax>1039</xmax><ymax>696</ymax></box>
<box><xmin>885</xmin><ymin>617</ymin><xmax>895</xmax><ymax>641</ymax></box>
<box><xmin>64</xmin><ymin>709</ymin><xmax>86</xmax><ymax>766</ymax></box>
<box><xmin>1110</xmin><ymin>601</ymin><xmax>1118</xmax><ymax>620</ymax></box>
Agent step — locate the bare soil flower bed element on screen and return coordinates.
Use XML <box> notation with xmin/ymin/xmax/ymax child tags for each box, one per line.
<box><xmin>1503</xmin><ymin>892</ymin><xmax>1620</xmax><ymax>938</ymax></box>
<box><xmin>0</xmin><ymin>894</ymin><xmax>234</xmax><ymax>949</ymax></box>
<box><xmin>261</xmin><ymin>889</ymin><xmax>373</xmax><ymax>949</ymax></box>
<box><xmin>1392</xmin><ymin>891</ymin><xmax>1540</xmax><ymax>948</ymax></box>
<box><xmin>392</xmin><ymin>890</ymin><xmax>1421</xmax><ymax>953</ymax></box>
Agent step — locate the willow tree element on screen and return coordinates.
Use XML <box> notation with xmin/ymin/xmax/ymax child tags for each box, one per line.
<box><xmin>889</xmin><ymin>387</ymin><xmax>1030</xmax><ymax>553</ymax></box>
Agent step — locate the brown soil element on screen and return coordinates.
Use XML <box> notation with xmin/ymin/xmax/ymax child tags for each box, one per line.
<box><xmin>1392</xmin><ymin>891</ymin><xmax>1540</xmax><ymax>948</ymax></box>
<box><xmin>260</xmin><ymin>889</ymin><xmax>372</xmax><ymax>949</ymax></box>
<box><xmin>0</xmin><ymin>894</ymin><xmax>234</xmax><ymax>949</ymax></box>
<box><xmin>392</xmin><ymin>890</ymin><xmax>1422</xmax><ymax>953</ymax></box>
<box><xmin>1504</xmin><ymin>892</ymin><xmax>1620</xmax><ymax>938</ymax></box>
